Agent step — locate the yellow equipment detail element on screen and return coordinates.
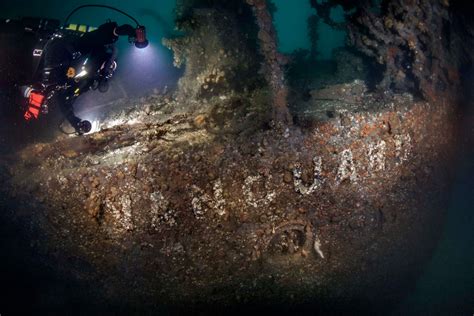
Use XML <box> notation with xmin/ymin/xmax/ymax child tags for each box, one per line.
<box><xmin>66</xmin><ymin>67</ymin><xmax>76</xmax><ymax>78</ymax></box>
<box><xmin>64</xmin><ymin>24</ymin><xmax>98</xmax><ymax>33</ymax></box>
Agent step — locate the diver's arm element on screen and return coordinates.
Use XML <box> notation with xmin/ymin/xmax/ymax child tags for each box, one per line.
<box><xmin>113</xmin><ymin>24</ymin><xmax>135</xmax><ymax>37</ymax></box>
<box><xmin>58</xmin><ymin>96</ymin><xmax>91</xmax><ymax>134</ymax></box>
<box><xmin>57</xmin><ymin>94</ymin><xmax>81</xmax><ymax>126</ymax></box>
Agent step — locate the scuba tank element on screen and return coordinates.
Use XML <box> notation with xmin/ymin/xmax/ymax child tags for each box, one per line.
<box><xmin>25</xmin><ymin>18</ymin><xmax>62</xmax><ymax>83</ymax></box>
<box><xmin>0</xmin><ymin>18</ymin><xmax>60</xmax><ymax>85</ymax></box>
<box><xmin>20</xmin><ymin>17</ymin><xmax>61</xmax><ymax>35</ymax></box>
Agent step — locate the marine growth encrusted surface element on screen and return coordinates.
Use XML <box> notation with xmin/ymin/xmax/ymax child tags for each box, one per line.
<box><xmin>1</xmin><ymin>84</ymin><xmax>458</xmax><ymax>308</ymax></box>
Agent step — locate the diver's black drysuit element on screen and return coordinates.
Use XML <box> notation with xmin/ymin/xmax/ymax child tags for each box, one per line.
<box><xmin>40</xmin><ymin>22</ymin><xmax>135</xmax><ymax>130</ymax></box>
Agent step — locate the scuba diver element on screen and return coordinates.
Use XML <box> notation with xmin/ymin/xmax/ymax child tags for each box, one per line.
<box><xmin>1</xmin><ymin>5</ymin><xmax>148</xmax><ymax>135</ymax></box>
<box><xmin>23</xmin><ymin>21</ymin><xmax>137</xmax><ymax>134</ymax></box>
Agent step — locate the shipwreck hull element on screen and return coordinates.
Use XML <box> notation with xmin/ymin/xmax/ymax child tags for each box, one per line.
<box><xmin>4</xmin><ymin>95</ymin><xmax>457</xmax><ymax>309</ymax></box>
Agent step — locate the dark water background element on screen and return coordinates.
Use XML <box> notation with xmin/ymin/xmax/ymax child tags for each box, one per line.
<box><xmin>0</xmin><ymin>1</ymin><xmax>472</xmax><ymax>314</ymax></box>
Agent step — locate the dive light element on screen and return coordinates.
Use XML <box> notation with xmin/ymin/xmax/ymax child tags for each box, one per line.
<box><xmin>134</xmin><ymin>25</ymin><xmax>149</xmax><ymax>49</ymax></box>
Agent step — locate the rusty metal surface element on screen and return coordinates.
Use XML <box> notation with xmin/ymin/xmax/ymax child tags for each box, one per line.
<box><xmin>3</xmin><ymin>89</ymin><xmax>458</xmax><ymax>307</ymax></box>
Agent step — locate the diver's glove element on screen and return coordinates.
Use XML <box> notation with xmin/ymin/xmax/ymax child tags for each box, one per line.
<box><xmin>75</xmin><ymin>120</ymin><xmax>92</xmax><ymax>135</ymax></box>
<box><xmin>98</xmin><ymin>79</ymin><xmax>109</xmax><ymax>93</ymax></box>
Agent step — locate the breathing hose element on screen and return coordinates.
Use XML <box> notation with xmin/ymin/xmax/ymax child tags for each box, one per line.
<box><xmin>64</xmin><ymin>4</ymin><xmax>142</xmax><ymax>27</ymax></box>
<box><xmin>63</xmin><ymin>4</ymin><xmax>149</xmax><ymax>48</ymax></box>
